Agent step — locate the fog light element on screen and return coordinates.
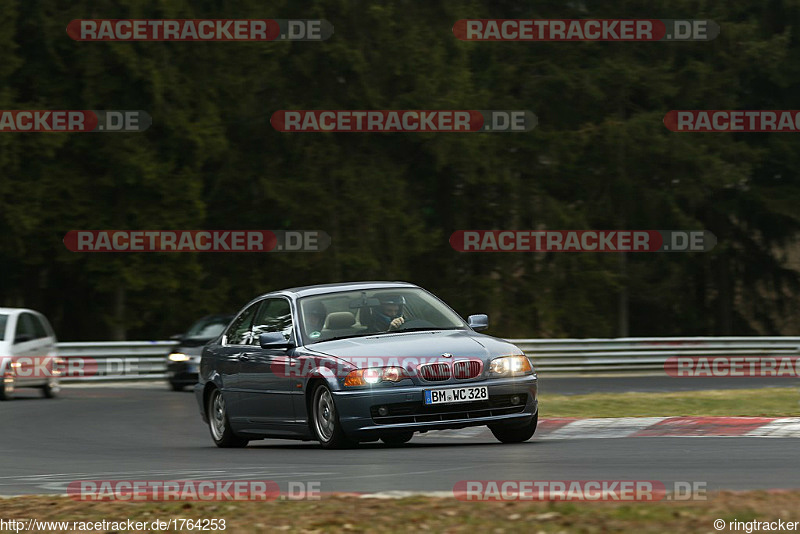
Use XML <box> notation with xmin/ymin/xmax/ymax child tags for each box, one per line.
<box><xmin>510</xmin><ymin>395</ymin><xmax>520</xmax><ymax>405</ymax></box>
<box><xmin>378</xmin><ymin>406</ymin><xmax>389</xmax><ymax>416</ymax></box>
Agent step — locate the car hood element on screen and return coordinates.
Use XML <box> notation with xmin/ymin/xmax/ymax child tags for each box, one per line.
<box><xmin>178</xmin><ymin>338</ymin><xmax>214</xmax><ymax>348</ymax></box>
<box><xmin>306</xmin><ymin>330</ymin><xmax>520</xmax><ymax>363</ymax></box>
<box><xmin>173</xmin><ymin>344</ymin><xmax>206</xmax><ymax>357</ymax></box>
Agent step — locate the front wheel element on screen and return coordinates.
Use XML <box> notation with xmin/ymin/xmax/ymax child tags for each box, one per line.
<box><xmin>207</xmin><ymin>388</ymin><xmax>248</xmax><ymax>448</ymax></box>
<box><xmin>42</xmin><ymin>378</ymin><xmax>59</xmax><ymax>398</ymax></box>
<box><xmin>311</xmin><ymin>384</ymin><xmax>356</xmax><ymax>449</ymax></box>
<box><xmin>0</xmin><ymin>376</ymin><xmax>14</xmax><ymax>400</ymax></box>
<box><xmin>489</xmin><ymin>412</ymin><xmax>538</xmax><ymax>444</ymax></box>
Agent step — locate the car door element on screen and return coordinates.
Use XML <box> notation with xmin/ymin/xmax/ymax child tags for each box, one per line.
<box><xmin>12</xmin><ymin>313</ymin><xmax>43</xmax><ymax>385</ymax></box>
<box><xmin>217</xmin><ymin>301</ymin><xmax>262</xmax><ymax>425</ymax></box>
<box><xmin>31</xmin><ymin>313</ymin><xmax>57</xmax><ymax>382</ymax></box>
<box><xmin>237</xmin><ymin>297</ymin><xmax>297</xmax><ymax>430</ymax></box>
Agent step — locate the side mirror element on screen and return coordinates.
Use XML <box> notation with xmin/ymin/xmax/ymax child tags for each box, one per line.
<box><xmin>259</xmin><ymin>332</ymin><xmax>293</xmax><ymax>350</ymax></box>
<box><xmin>467</xmin><ymin>314</ymin><xmax>489</xmax><ymax>332</ymax></box>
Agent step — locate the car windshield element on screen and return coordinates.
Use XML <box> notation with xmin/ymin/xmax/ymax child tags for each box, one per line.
<box><xmin>184</xmin><ymin>316</ymin><xmax>230</xmax><ymax>339</ymax></box>
<box><xmin>0</xmin><ymin>314</ymin><xmax>6</xmax><ymax>341</ymax></box>
<box><xmin>298</xmin><ymin>288</ymin><xmax>466</xmax><ymax>344</ymax></box>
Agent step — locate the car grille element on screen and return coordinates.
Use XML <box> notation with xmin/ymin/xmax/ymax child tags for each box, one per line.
<box><xmin>418</xmin><ymin>363</ymin><xmax>451</xmax><ymax>381</ymax></box>
<box><xmin>453</xmin><ymin>360</ymin><xmax>482</xmax><ymax>379</ymax></box>
<box><xmin>370</xmin><ymin>394</ymin><xmax>528</xmax><ymax>425</ymax></box>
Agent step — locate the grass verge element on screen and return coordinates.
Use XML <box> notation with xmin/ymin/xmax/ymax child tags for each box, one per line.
<box><xmin>540</xmin><ymin>387</ymin><xmax>800</xmax><ymax>418</ymax></box>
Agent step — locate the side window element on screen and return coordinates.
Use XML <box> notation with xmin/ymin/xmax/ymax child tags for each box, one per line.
<box><xmin>31</xmin><ymin>315</ymin><xmax>48</xmax><ymax>339</ymax></box>
<box><xmin>252</xmin><ymin>298</ymin><xmax>294</xmax><ymax>343</ymax></box>
<box><xmin>14</xmin><ymin>314</ymin><xmax>37</xmax><ymax>344</ymax></box>
<box><xmin>224</xmin><ymin>302</ymin><xmax>261</xmax><ymax>345</ymax></box>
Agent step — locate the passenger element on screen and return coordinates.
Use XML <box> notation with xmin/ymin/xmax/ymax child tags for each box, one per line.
<box><xmin>305</xmin><ymin>301</ymin><xmax>327</xmax><ymax>336</ymax></box>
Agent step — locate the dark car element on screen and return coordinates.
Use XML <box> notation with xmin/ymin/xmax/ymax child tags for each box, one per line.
<box><xmin>194</xmin><ymin>282</ymin><xmax>538</xmax><ymax>449</ymax></box>
<box><xmin>166</xmin><ymin>314</ymin><xmax>234</xmax><ymax>391</ymax></box>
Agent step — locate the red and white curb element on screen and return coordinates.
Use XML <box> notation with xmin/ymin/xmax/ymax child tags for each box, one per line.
<box><xmin>416</xmin><ymin>417</ymin><xmax>800</xmax><ymax>440</ymax></box>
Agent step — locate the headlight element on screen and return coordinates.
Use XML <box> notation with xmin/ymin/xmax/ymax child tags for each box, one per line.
<box><xmin>344</xmin><ymin>367</ymin><xmax>408</xmax><ymax>386</ymax></box>
<box><xmin>489</xmin><ymin>355</ymin><xmax>532</xmax><ymax>376</ymax></box>
<box><xmin>168</xmin><ymin>353</ymin><xmax>191</xmax><ymax>362</ymax></box>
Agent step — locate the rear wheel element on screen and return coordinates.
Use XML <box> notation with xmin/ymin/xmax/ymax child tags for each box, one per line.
<box><xmin>381</xmin><ymin>432</ymin><xmax>413</xmax><ymax>446</ymax></box>
<box><xmin>489</xmin><ymin>412</ymin><xmax>538</xmax><ymax>444</ymax></box>
<box><xmin>208</xmin><ymin>388</ymin><xmax>248</xmax><ymax>448</ymax></box>
<box><xmin>312</xmin><ymin>384</ymin><xmax>356</xmax><ymax>449</ymax></box>
<box><xmin>0</xmin><ymin>376</ymin><xmax>13</xmax><ymax>401</ymax></box>
<box><xmin>42</xmin><ymin>378</ymin><xmax>59</xmax><ymax>398</ymax></box>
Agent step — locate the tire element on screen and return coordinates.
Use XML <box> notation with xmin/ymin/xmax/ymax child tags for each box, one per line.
<box><xmin>42</xmin><ymin>378</ymin><xmax>59</xmax><ymax>398</ymax></box>
<box><xmin>381</xmin><ymin>432</ymin><xmax>413</xmax><ymax>446</ymax></box>
<box><xmin>311</xmin><ymin>384</ymin><xmax>356</xmax><ymax>449</ymax></box>
<box><xmin>0</xmin><ymin>376</ymin><xmax>13</xmax><ymax>401</ymax></box>
<box><xmin>170</xmin><ymin>382</ymin><xmax>184</xmax><ymax>392</ymax></box>
<box><xmin>489</xmin><ymin>412</ymin><xmax>538</xmax><ymax>444</ymax></box>
<box><xmin>207</xmin><ymin>388</ymin><xmax>249</xmax><ymax>448</ymax></box>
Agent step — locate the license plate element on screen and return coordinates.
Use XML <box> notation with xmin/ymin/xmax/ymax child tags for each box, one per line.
<box><xmin>424</xmin><ymin>386</ymin><xmax>488</xmax><ymax>405</ymax></box>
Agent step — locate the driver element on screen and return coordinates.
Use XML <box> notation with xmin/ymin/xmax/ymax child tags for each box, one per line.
<box><xmin>370</xmin><ymin>295</ymin><xmax>406</xmax><ymax>332</ymax></box>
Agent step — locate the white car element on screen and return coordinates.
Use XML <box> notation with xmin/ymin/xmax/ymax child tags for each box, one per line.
<box><xmin>0</xmin><ymin>308</ymin><xmax>60</xmax><ymax>400</ymax></box>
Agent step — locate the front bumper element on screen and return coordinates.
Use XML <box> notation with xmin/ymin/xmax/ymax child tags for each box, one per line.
<box><xmin>332</xmin><ymin>375</ymin><xmax>537</xmax><ymax>440</ymax></box>
<box><xmin>167</xmin><ymin>361</ymin><xmax>199</xmax><ymax>385</ymax></box>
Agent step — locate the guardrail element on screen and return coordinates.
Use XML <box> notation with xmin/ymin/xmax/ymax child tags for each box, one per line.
<box><xmin>514</xmin><ymin>337</ymin><xmax>800</xmax><ymax>374</ymax></box>
<box><xmin>54</xmin><ymin>336</ymin><xmax>800</xmax><ymax>381</ymax></box>
<box><xmin>58</xmin><ymin>341</ymin><xmax>178</xmax><ymax>381</ymax></box>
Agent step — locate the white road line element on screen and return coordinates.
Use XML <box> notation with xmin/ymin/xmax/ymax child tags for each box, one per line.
<box><xmin>360</xmin><ymin>491</ymin><xmax>454</xmax><ymax>499</ymax></box>
<box><xmin>540</xmin><ymin>417</ymin><xmax>668</xmax><ymax>440</ymax></box>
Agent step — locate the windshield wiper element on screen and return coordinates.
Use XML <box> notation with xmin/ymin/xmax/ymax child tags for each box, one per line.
<box><xmin>393</xmin><ymin>327</ymin><xmax>464</xmax><ymax>333</ymax></box>
<box><xmin>310</xmin><ymin>327</ymin><xmax>463</xmax><ymax>343</ymax></box>
<box><xmin>311</xmin><ymin>332</ymin><xmax>375</xmax><ymax>343</ymax></box>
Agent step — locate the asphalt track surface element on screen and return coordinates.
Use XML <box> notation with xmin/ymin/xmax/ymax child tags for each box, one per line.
<box><xmin>1</xmin><ymin>382</ymin><xmax>798</xmax><ymax>497</ymax></box>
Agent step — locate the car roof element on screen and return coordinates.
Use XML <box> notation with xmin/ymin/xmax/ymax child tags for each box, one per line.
<box><xmin>0</xmin><ymin>308</ymin><xmax>40</xmax><ymax>315</ymax></box>
<box><xmin>258</xmin><ymin>281</ymin><xmax>419</xmax><ymax>300</ymax></box>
